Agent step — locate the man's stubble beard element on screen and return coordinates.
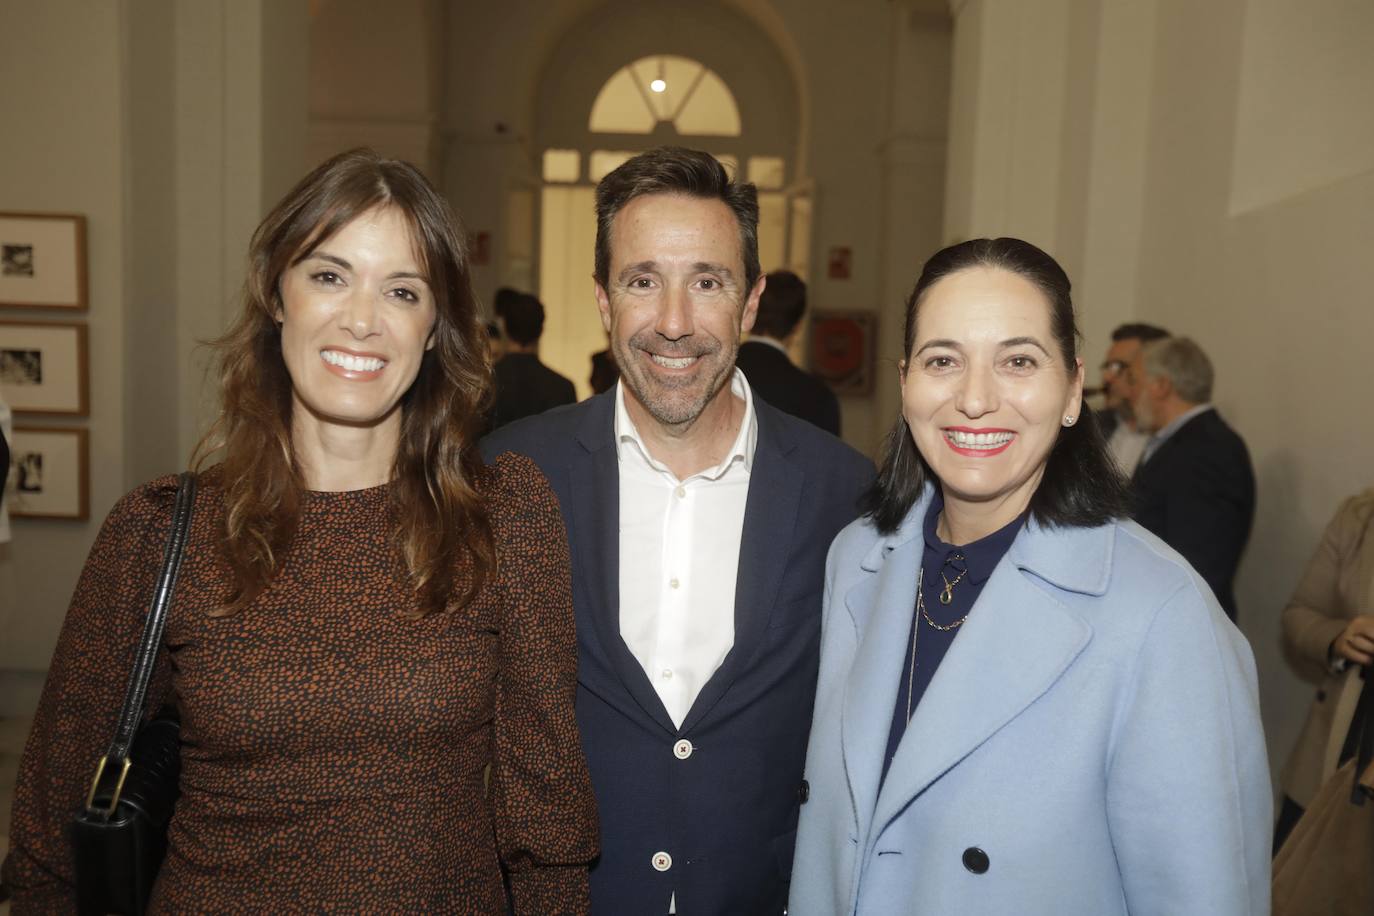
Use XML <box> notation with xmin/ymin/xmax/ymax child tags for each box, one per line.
<box><xmin>613</xmin><ymin>328</ymin><xmax>740</xmax><ymax>430</ymax></box>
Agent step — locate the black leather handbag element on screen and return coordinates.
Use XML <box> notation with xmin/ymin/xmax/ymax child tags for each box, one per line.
<box><xmin>70</xmin><ymin>472</ymin><xmax>196</xmax><ymax>915</ymax></box>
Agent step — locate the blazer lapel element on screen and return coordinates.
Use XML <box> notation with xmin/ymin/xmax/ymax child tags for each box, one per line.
<box><xmin>869</xmin><ymin>521</ymin><xmax>1104</xmax><ymax>840</ymax></box>
<box><xmin>680</xmin><ymin>403</ymin><xmax>804</xmax><ymax>733</ymax></box>
<box><xmin>569</xmin><ymin>396</ymin><xmax>678</xmax><ymax>735</ymax></box>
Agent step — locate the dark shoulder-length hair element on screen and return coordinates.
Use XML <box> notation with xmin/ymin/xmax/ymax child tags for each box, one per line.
<box><xmin>864</xmin><ymin>237</ymin><xmax>1131</xmax><ymax>535</ymax></box>
<box><xmin>192</xmin><ymin>147</ymin><xmax>494</xmax><ymax>617</ymax></box>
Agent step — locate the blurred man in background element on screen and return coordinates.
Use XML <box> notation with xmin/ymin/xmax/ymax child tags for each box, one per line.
<box><xmin>735</xmin><ymin>270</ymin><xmax>840</xmax><ymax>436</ymax></box>
<box><xmin>1129</xmin><ymin>336</ymin><xmax>1255</xmax><ymax>621</ymax></box>
<box><xmin>489</xmin><ymin>291</ymin><xmax>576</xmax><ymax>429</ymax></box>
<box><xmin>1097</xmin><ymin>322</ymin><xmax>1169</xmax><ymax>474</ymax></box>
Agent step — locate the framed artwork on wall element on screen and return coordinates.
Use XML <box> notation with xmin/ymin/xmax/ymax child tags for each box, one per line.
<box><xmin>6</xmin><ymin>426</ymin><xmax>89</xmax><ymax>520</ymax></box>
<box><xmin>0</xmin><ymin>320</ymin><xmax>89</xmax><ymax>415</ymax></box>
<box><xmin>0</xmin><ymin>212</ymin><xmax>88</xmax><ymax>310</ymax></box>
<box><xmin>810</xmin><ymin>309</ymin><xmax>877</xmax><ymax>396</ymax></box>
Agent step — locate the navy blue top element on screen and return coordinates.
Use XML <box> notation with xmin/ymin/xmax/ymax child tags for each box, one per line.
<box><xmin>881</xmin><ymin>493</ymin><xmax>1024</xmax><ymax>782</ymax></box>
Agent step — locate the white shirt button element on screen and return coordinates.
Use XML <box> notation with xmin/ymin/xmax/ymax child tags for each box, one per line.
<box><xmin>652</xmin><ymin>851</ymin><xmax>673</xmax><ymax>872</ymax></box>
<box><xmin>669</xmin><ymin>577</ymin><xmax>680</xmax><ymax>589</ymax></box>
<box><xmin>661</xmin><ymin>668</ymin><xmax>674</xmax><ymax>680</ymax></box>
<box><xmin>675</xmin><ymin>486</ymin><xmax>686</xmax><ymax>499</ymax></box>
<box><xmin>673</xmin><ymin>739</ymin><xmax>694</xmax><ymax>760</ymax></box>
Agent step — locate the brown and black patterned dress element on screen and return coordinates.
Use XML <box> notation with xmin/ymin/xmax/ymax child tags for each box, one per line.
<box><xmin>3</xmin><ymin>454</ymin><xmax>598</xmax><ymax>914</ymax></box>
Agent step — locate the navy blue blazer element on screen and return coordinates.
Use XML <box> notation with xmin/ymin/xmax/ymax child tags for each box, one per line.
<box><xmin>482</xmin><ymin>389</ymin><xmax>873</xmax><ymax>915</ymax></box>
<box><xmin>1131</xmin><ymin>407</ymin><xmax>1255</xmax><ymax>620</ymax></box>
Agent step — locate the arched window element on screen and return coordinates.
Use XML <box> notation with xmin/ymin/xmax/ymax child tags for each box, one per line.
<box><xmin>588</xmin><ymin>55</ymin><xmax>742</xmax><ymax>137</ymax></box>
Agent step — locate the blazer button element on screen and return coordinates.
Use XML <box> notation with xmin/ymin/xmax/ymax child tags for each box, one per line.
<box><xmin>798</xmin><ymin>779</ymin><xmax>810</xmax><ymax>803</ymax></box>
<box><xmin>652</xmin><ymin>851</ymin><xmax>673</xmax><ymax>872</ymax></box>
<box><xmin>962</xmin><ymin>847</ymin><xmax>990</xmax><ymax>874</ymax></box>
<box><xmin>673</xmin><ymin>739</ymin><xmax>694</xmax><ymax>760</ymax></box>
<box><xmin>1317</xmin><ymin>689</ymin><xmax>1327</xmax><ymax>702</ymax></box>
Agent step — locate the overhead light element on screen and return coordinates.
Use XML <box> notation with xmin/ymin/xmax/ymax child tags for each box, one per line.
<box><xmin>650</xmin><ymin>78</ymin><xmax>667</xmax><ymax>93</ymax></box>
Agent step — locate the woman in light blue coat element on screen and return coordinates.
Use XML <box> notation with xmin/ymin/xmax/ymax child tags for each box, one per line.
<box><xmin>790</xmin><ymin>238</ymin><xmax>1271</xmax><ymax>915</ymax></box>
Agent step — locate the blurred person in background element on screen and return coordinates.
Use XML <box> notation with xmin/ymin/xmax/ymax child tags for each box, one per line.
<box><xmin>490</xmin><ymin>291</ymin><xmax>576</xmax><ymax>429</ymax></box>
<box><xmin>1095</xmin><ymin>322</ymin><xmax>1169</xmax><ymax>474</ymax></box>
<box><xmin>1275</xmin><ymin>487</ymin><xmax>1374</xmax><ymax>851</ymax></box>
<box><xmin>736</xmin><ymin>270</ymin><xmax>841</xmax><ymax>436</ymax></box>
<box><xmin>1128</xmin><ymin>336</ymin><xmax>1256</xmax><ymax>621</ymax></box>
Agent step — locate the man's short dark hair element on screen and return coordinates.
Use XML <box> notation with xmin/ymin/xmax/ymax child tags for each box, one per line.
<box><xmin>594</xmin><ymin>146</ymin><xmax>761</xmax><ymax>294</ymax></box>
<box><xmin>1110</xmin><ymin>322</ymin><xmax>1170</xmax><ymax>343</ymax></box>
<box><xmin>502</xmin><ymin>293</ymin><xmax>546</xmax><ymax>346</ymax></box>
<box><xmin>753</xmin><ymin>270</ymin><xmax>806</xmax><ymax>340</ymax></box>
<box><xmin>493</xmin><ymin>286</ymin><xmax>522</xmax><ymax>320</ymax></box>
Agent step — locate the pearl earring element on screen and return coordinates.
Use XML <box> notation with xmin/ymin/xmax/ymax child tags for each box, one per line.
<box><xmin>1063</xmin><ymin>415</ymin><xmax>1077</xmax><ymax>426</ymax></box>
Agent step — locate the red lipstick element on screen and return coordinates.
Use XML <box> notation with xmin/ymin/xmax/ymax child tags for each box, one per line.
<box><xmin>941</xmin><ymin>426</ymin><xmax>1015</xmax><ymax>457</ymax></box>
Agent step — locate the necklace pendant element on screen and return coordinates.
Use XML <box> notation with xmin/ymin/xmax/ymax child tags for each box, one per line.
<box><xmin>940</xmin><ymin>583</ymin><xmax>953</xmax><ymax>605</ymax></box>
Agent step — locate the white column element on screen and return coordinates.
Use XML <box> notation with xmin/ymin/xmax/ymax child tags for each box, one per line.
<box><xmin>168</xmin><ymin>0</ymin><xmax>309</xmax><ymax>468</ymax></box>
<box><xmin>873</xmin><ymin>3</ymin><xmax>953</xmax><ymax>445</ymax></box>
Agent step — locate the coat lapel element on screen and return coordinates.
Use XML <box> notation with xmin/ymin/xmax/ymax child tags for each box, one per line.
<box><xmin>840</xmin><ymin>504</ymin><xmax>1110</xmax><ymax>848</ymax></box>
<box><xmin>839</xmin><ymin>516</ymin><xmax>926</xmax><ymax>847</ymax></box>
<box><xmin>680</xmin><ymin>402</ymin><xmax>804</xmax><ymax>733</ymax></box>
<box><xmin>569</xmin><ymin>395</ymin><xmax>678</xmax><ymax>735</ymax></box>
<box><xmin>870</xmin><ymin>562</ymin><xmax>1092</xmax><ymax>839</ymax></box>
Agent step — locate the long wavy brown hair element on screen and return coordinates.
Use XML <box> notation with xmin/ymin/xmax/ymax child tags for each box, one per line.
<box><xmin>192</xmin><ymin>148</ymin><xmax>494</xmax><ymax>617</ymax></box>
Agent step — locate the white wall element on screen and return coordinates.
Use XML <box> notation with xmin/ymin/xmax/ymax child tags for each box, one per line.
<box><xmin>0</xmin><ymin>0</ymin><xmax>307</xmax><ymax>713</ymax></box>
<box><xmin>1138</xmin><ymin>0</ymin><xmax>1374</xmax><ymax>782</ymax></box>
<box><xmin>945</xmin><ymin>0</ymin><xmax>1374</xmax><ymax>784</ymax></box>
<box><xmin>0</xmin><ymin>1</ymin><xmax>130</xmax><ymax>713</ymax></box>
<box><xmin>307</xmin><ymin>0</ymin><xmax>444</xmax><ymax>176</ymax></box>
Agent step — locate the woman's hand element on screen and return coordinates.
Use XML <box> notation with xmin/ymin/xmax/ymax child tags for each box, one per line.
<box><xmin>1332</xmin><ymin>614</ymin><xmax>1374</xmax><ymax>666</ymax></box>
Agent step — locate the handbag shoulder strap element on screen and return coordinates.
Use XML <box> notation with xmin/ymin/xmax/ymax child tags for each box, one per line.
<box><xmin>1338</xmin><ymin>664</ymin><xmax>1374</xmax><ymax>804</ymax></box>
<box><xmin>104</xmin><ymin>471</ymin><xmax>197</xmax><ymax>763</ymax></box>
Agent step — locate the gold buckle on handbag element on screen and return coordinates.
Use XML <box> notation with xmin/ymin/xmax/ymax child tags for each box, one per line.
<box><xmin>85</xmin><ymin>754</ymin><xmax>133</xmax><ymax>819</ymax></box>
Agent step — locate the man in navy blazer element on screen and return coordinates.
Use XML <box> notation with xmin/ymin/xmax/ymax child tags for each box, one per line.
<box><xmin>1128</xmin><ymin>336</ymin><xmax>1255</xmax><ymax>620</ymax></box>
<box><xmin>482</xmin><ymin>147</ymin><xmax>872</xmax><ymax>914</ymax></box>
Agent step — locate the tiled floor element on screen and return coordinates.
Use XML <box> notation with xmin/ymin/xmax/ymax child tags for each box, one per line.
<box><xmin>1</xmin><ymin>716</ymin><xmax>32</xmax><ymax>916</ymax></box>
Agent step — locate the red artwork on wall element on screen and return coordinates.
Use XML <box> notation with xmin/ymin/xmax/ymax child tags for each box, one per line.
<box><xmin>826</xmin><ymin>246</ymin><xmax>852</xmax><ymax>280</ymax></box>
<box><xmin>809</xmin><ymin>309</ymin><xmax>875</xmax><ymax>395</ymax></box>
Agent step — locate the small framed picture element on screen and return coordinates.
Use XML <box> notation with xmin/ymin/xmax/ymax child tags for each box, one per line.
<box><xmin>810</xmin><ymin>309</ymin><xmax>877</xmax><ymax>396</ymax></box>
<box><xmin>0</xmin><ymin>320</ymin><xmax>89</xmax><ymax>415</ymax></box>
<box><xmin>6</xmin><ymin>426</ymin><xmax>89</xmax><ymax>519</ymax></box>
<box><xmin>0</xmin><ymin>212</ymin><xmax>88</xmax><ymax>310</ymax></box>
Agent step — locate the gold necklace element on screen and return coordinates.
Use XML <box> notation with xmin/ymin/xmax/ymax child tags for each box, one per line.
<box><xmin>921</xmin><ymin>563</ymin><xmax>970</xmax><ymax>632</ymax></box>
<box><xmin>939</xmin><ymin>553</ymin><xmax>968</xmax><ymax>605</ymax></box>
<box><xmin>906</xmin><ymin>564</ymin><xmax>973</xmax><ymax>723</ymax></box>
<box><xmin>905</xmin><ymin>568</ymin><xmax>924</xmax><ymax>724</ymax></box>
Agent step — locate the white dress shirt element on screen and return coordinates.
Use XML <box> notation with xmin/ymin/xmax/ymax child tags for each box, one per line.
<box><xmin>615</xmin><ymin>369</ymin><xmax>757</xmax><ymax>729</ymax></box>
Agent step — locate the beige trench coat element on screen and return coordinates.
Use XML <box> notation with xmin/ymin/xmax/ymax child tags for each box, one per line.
<box><xmin>1280</xmin><ymin>488</ymin><xmax>1374</xmax><ymax>805</ymax></box>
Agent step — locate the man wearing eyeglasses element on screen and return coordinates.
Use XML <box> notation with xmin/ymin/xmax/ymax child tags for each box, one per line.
<box><xmin>1097</xmin><ymin>323</ymin><xmax>1170</xmax><ymax>474</ymax></box>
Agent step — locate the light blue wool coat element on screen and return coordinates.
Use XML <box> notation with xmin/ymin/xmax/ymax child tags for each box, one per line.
<box><xmin>790</xmin><ymin>488</ymin><xmax>1271</xmax><ymax>916</ymax></box>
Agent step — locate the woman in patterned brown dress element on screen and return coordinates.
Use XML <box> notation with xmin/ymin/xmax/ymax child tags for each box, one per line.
<box><xmin>3</xmin><ymin>149</ymin><xmax>598</xmax><ymax>914</ymax></box>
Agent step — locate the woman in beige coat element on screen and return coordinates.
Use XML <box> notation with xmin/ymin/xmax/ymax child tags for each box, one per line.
<box><xmin>1277</xmin><ymin>487</ymin><xmax>1374</xmax><ymax>850</ymax></box>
